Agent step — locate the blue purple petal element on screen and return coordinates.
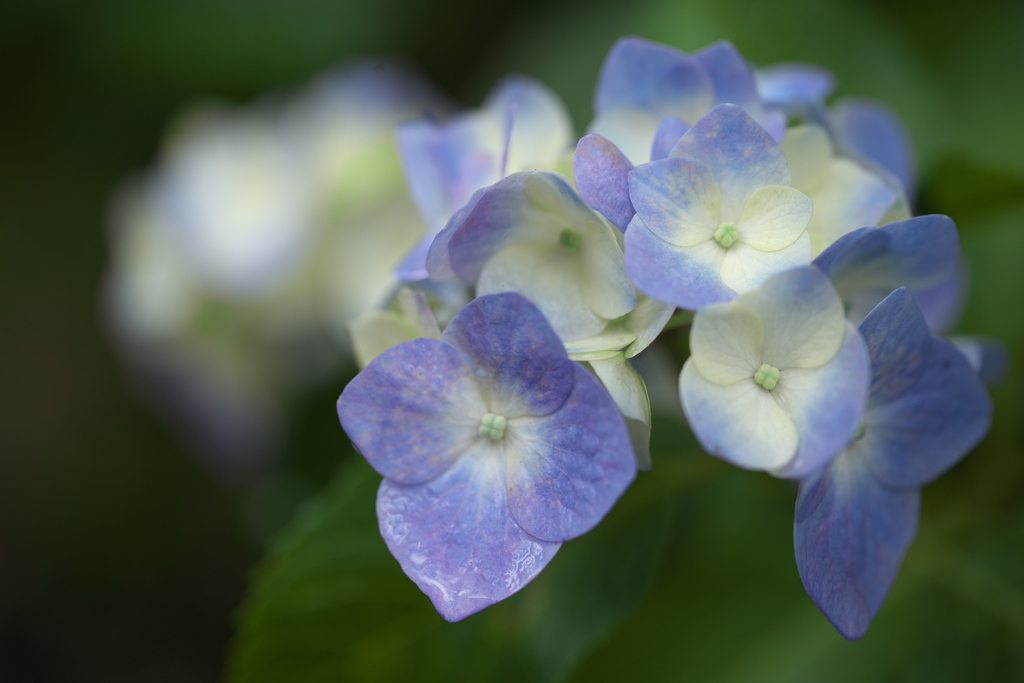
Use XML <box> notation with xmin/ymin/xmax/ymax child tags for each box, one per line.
<box><xmin>755</xmin><ymin>63</ymin><xmax>836</xmax><ymax>111</ymax></box>
<box><xmin>441</xmin><ymin>292</ymin><xmax>575</xmax><ymax>417</ymax></box>
<box><xmin>857</xmin><ymin>288</ymin><xmax>932</xmax><ymax>404</ymax></box>
<box><xmin>624</xmin><ymin>214</ymin><xmax>735</xmax><ymax>309</ymax></box>
<box><xmin>794</xmin><ymin>451</ymin><xmax>920</xmax><ymax>639</ymax></box>
<box><xmin>628</xmin><ymin>156</ymin><xmax>719</xmax><ymax>246</ymax></box>
<box><xmin>863</xmin><ymin>337</ymin><xmax>992</xmax><ymax>489</ymax></box>
<box><xmin>650</xmin><ymin>115</ymin><xmax>689</xmax><ymax>161</ymax></box>
<box><xmin>377</xmin><ymin>454</ymin><xmax>561</xmax><ymax>621</ymax></box>
<box><xmin>691</xmin><ymin>41</ymin><xmax>758</xmax><ymax>110</ymax></box>
<box><xmin>394</xmin><ymin>235</ymin><xmax>435</xmax><ymax>282</ymax></box>
<box><xmin>446</xmin><ymin>174</ymin><xmax>536</xmax><ymax>284</ymax></box>
<box><xmin>912</xmin><ymin>265</ymin><xmax>967</xmax><ymax>335</ymax></box>
<box><xmin>814</xmin><ymin>215</ymin><xmax>960</xmax><ymax>321</ymax></box>
<box><xmin>425</xmin><ymin>185</ymin><xmax>488</xmax><ymax>281</ymax></box>
<box><xmin>692</xmin><ymin>41</ymin><xmax>786</xmax><ymax>140</ymax></box>
<box><xmin>505</xmin><ymin>365</ymin><xmax>636</xmax><ymax>542</ymax></box>
<box><xmin>574</xmin><ymin>134</ymin><xmax>635</xmax><ymax>231</ymax></box>
<box><xmin>832</xmin><ymin>98</ymin><xmax>917</xmax><ymax>200</ymax></box>
<box><xmin>338</xmin><ymin>338</ymin><xmax>483</xmax><ymax>485</ymax></box>
<box><xmin>397</xmin><ymin>114</ymin><xmax>499</xmax><ymax>234</ymax></box>
<box><xmin>433</xmin><ymin>172</ymin><xmax>600</xmax><ymax>286</ymax></box>
<box><xmin>594</xmin><ymin>37</ymin><xmax>713</xmax><ymax>120</ymax></box>
<box><xmin>810</xmin><ymin>226</ymin><xmax>869</xmax><ymax>278</ymax></box>
<box><xmin>669</xmin><ymin>104</ymin><xmax>790</xmax><ymax>217</ymax></box>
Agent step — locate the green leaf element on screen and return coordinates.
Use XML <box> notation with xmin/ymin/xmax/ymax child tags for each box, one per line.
<box><xmin>923</xmin><ymin>157</ymin><xmax>1024</xmax><ymax>221</ymax></box>
<box><xmin>227</xmin><ymin>448</ymin><xmax>693</xmax><ymax>682</ymax></box>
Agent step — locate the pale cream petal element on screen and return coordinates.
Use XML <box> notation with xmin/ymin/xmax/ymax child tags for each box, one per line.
<box><xmin>590</xmin><ymin>354</ymin><xmax>652</xmax><ymax>470</ymax></box>
<box><xmin>690</xmin><ymin>302</ymin><xmax>764</xmax><ymax>384</ymax></box>
<box><xmin>680</xmin><ymin>360</ymin><xmax>798</xmax><ymax>471</ymax></box>
<box><xmin>477</xmin><ymin>242</ymin><xmax>607</xmax><ymax>342</ymax></box>
<box><xmin>719</xmin><ymin>232</ymin><xmax>812</xmax><ymax>294</ymax></box>
<box><xmin>805</xmin><ymin>159</ymin><xmax>898</xmax><ymax>255</ymax></box>
<box><xmin>588</xmin><ymin>108</ymin><xmax>660</xmax><ymax>166</ymax></box>
<box><xmin>780</xmin><ymin>124</ymin><xmax>833</xmax><ymax>194</ymax></box>
<box><xmin>735</xmin><ymin>265</ymin><xmax>845</xmax><ymax>369</ymax></box>
<box><xmin>736</xmin><ymin>185</ymin><xmax>813</xmax><ymax>252</ymax></box>
<box><xmin>624</xmin><ymin>296</ymin><xmax>676</xmax><ymax>358</ymax></box>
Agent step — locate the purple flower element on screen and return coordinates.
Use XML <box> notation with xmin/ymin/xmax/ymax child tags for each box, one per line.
<box><xmin>337</xmin><ymin>293</ymin><xmax>636</xmax><ymax>620</ymax></box>
<box><xmin>575</xmin><ymin>37</ymin><xmax>785</xmax><ymax>231</ymax></box>
<box><xmin>591</xmin><ymin>37</ymin><xmax>784</xmax><ymax>164</ymax></box>
<box><xmin>624</xmin><ymin>104</ymin><xmax>813</xmax><ymax>310</ymax></box>
<box><xmin>794</xmin><ymin>288</ymin><xmax>992</xmax><ymax>639</ymax></box>
<box><xmin>680</xmin><ymin>266</ymin><xmax>869</xmax><ymax>478</ymax></box>
<box><xmin>394</xmin><ymin>77</ymin><xmax>573</xmax><ymax>282</ymax></box>
<box><xmin>427</xmin><ymin>171</ymin><xmax>637</xmax><ymax>343</ymax></box>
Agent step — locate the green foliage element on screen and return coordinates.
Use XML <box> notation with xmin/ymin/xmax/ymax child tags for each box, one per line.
<box><xmin>232</xmin><ymin>389</ymin><xmax>1024</xmax><ymax>682</ymax></box>
<box><xmin>228</xmin><ymin>420</ymin><xmax>711</xmax><ymax>683</ymax></box>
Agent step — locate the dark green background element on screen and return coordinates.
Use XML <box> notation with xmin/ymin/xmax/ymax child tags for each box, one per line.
<box><xmin>3</xmin><ymin>0</ymin><xmax>1023</xmax><ymax>680</ymax></box>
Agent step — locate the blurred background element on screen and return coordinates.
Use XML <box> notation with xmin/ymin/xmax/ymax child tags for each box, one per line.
<box><xmin>3</xmin><ymin>0</ymin><xmax>1024</xmax><ymax>680</ymax></box>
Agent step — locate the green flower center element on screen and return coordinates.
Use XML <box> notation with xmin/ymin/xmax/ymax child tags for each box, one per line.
<box><xmin>713</xmin><ymin>222</ymin><xmax>738</xmax><ymax>248</ymax></box>
<box><xmin>559</xmin><ymin>228</ymin><xmax>583</xmax><ymax>252</ymax></box>
<box><xmin>754</xmin><ymin>364</ymin><xmax>781</xmax><ymax>390</ymax></box>
<box><xmin>479</xmin><ymin>412</ymin><xmax>507</xmax><ymax>440</ymax></box>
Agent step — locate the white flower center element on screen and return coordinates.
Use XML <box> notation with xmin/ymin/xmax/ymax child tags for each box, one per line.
<box><xmin>558</xmin><ymin>228</ymin><xmax>583</xmax><ymax>252</ymax></box>
<box><xmin>713</xmin><ymin>222</ymin><xmax>738</xmax><ymax>248</ymax></box>
<box><xmin>478</xmin><ymin>412</ymin><xmax>508</xmax><ymax>440</ymax></box>
<box><xmin>753</xmin><ymin>363</ymin><xmax>780</xmax><ymax>390</ymax></box>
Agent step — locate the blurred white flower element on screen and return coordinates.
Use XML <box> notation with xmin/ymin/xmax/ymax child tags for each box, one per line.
<box><xmin>104</xmin><ymin>61</ymin><xmax>444</xmax><ymax>480</ymax></box>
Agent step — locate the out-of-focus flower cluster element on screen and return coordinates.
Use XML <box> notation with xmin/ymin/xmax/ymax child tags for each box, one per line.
<box><xmin>104</xmin><ymin>63</ymin><xmax>449</xmax><ymax>479</ymax></box>
<box><xmin>107</xmin><ymin>38</ymin><xmax>1005</xmax><ymax>638</ymax></box>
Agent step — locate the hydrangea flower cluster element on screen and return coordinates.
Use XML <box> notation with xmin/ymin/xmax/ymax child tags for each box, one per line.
<box><xmin>104</xmin><ymin>35</ymin><xmax>1000</xmax><ymax>636</ymax></box>
<box><xmin>339</xmin><ymin>36</ymin><xmax>1000</xmax><ymax>633</ymax></box>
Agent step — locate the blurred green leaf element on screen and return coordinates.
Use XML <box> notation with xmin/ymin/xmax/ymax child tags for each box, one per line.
<box><xmin>566</xmin><ymin>470</ymin><xmax>819</xmax><ymax>682</ymax></box>
<box><xmin>923</xmin><ymin>157</ymin><xmax>1024</xmax><ymax>221</ymax></box>
<box><xmin>959</xmin><ymin>207</ymin><xmax>1024</xmax><ymax>344</ymax></box>
<box><xmin>227</xmin><ymin>439</ymin><xmax>704</xmax><ymax>682</ymax></box>
<box><xmin>564</xmin><ymin>464</ymin><xmax>1024</xmax><ymax>682</ymax></box>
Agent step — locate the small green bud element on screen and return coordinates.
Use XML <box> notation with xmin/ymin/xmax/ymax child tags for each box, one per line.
<box><xmin>478</xmin><ymin>412</ymin><xmax>508</xmax><ymax>440</ymax></box>
<box><xmin>754</xmin><ymin>363</ymin><xmax>781</xmax><ymax>390</ymax></box>
<box><xmin>559</xmin><ymin>228</ymin><xmax>583</xmax><ymax>252</ymax></box>
<box><xmin>713</xmin><ymin>222</ymin><xmax>739</xmax><ymax>248</ymax></box>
